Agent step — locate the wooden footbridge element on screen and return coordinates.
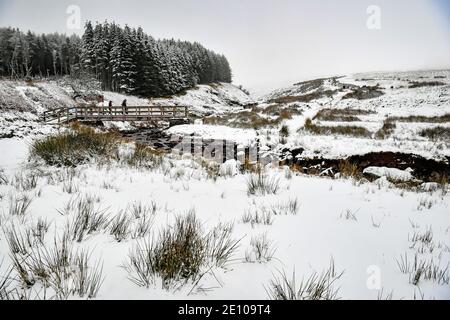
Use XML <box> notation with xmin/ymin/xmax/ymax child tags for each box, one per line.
<box><xmin>43</xmin><ymin>105</ymin><xmax>189</xmax><ymax>124</ymax></box>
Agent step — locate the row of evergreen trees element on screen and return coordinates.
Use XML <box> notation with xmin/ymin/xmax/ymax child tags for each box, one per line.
<box><xmin>0</xmin><ymin>21</ymin><xmax>232</xmax><ymax>97</ymax></box>
<box><xmin>0</xmin><ymin>27</ymin><xmax>82</xmax><ymax>79</ymax></box>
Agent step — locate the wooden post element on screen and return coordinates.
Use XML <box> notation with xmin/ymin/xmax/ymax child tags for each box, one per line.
<box><xmin>245</xmin><ymin>147</ymin><xmax>250</xmax><ymax>166</ymax></box>
<box><xmin>256</xmin><ymin>139</ymin><xmax>260</xmax><ymax>163</ymax></box>
<box><xmin>222</xmin><ymin>139</ymin><xmax>227</xmax><ymax>164</ymax></box>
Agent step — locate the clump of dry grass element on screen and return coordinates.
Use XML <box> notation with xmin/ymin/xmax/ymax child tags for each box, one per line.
<box><xmin>314</xmin><ymin>108</ymin><xmax>375</xmax><ymax>122</ymax></box>
<box><xmin>266</xmin><ymin>259</ymin><xmax>344</xmax><ymax>300</ymax></box>
<box><xmin>124</xmin><ymin>210</ymin><xmax>241</xmax><ymax>289</ymax></box>
<box><xmin>396</xmin><ymin>253</ymin><xmax>449</xmax><ymax>286</ymax></box>
<box><xmin>127</xmin><ymin>143</ymin><xmax>164</xmax><ymax>168</ymax></box>
<box><xmin>409</xmin><ymin>81</ymin><xmax>445</xmax><ymax>88</ymax></box>
<box><xmin>245</xmin><ymin>233</ymin><xmax>277</xmax><ymax>263</ymax></box>
<box><xmin>64</xmin><ymin>196</ymin><xmax>110</xmax><ymax>242</ymax></box>
<box><xmin>376</xmin><ymin>120</ymin><xmax>397</xmax><ymax>139</ymax></box>
<box><xmin>108</xmin><ymin>211</ymin><xmax>133</xmax><ymax>242</ymax></box>
<box><xmin>8</xmin><ymin>233</ymin><xmax>104</xmax><ymax>299</ymax></box>
<box><xmin>12</xmin><ymin>170</ymin><xmax>43</xmax><ymax>192</ymax></box>
<box><xmin>242</xmin><ymin>209</ymin><xmax>273</xmax><ymax>227</ymax></box>
<box><xmin>388</xmin><ymin>114</ymin><xmax>450</xmax><ymax>123</ymax></box>
<box><xmin>338</xmin><ymin>160</ymin><xmax>360</xmax><ymax>178</ymax></box>
<box><xmin>246</xmin><ymin>171</ymin><xmax>280</xmax><ymax>196</ymax></box>
<box><xmin>8</xmin><ymin>194</ymin><xmax>33</xmax><ymax>217</ymax></box>
<box><xmin>269</xmin><ymin>90</ymin><xmax>337</xmax><ymax>104</ymax></box>
<box><xmin>342</xmin><ymin>85</ymin><xmax>384</xmax><ymax>100</ymax></box>
<box><xmin>419</xmin><ymin>127</ymin><xmax>450</xmax><ymax>141</ymax></box>
<box><xmin>203</xmin><ymin>105</ymin><xmax>302</xmax><ymax>130</ymax></box>
<box><xmin>280</xmin><ymin>125</ymin><xmax>290</xmax><ymax>138</ymax></box>
<box><xmin>304</xmin><ymin>118</ymin><xmax>372</xmax><ymax>138</ymax></box>
<box><xmin>30</xmin><ymin>124</ymin><xmax>121</xmax><ymax>167</ymax></box>
<box><xmin>270</xmin><ymin>198</ymin><xmax>299</xmax><ymax>216</ymax></box>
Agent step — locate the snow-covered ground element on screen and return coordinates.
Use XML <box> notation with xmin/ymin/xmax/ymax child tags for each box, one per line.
<box><xmin>0</xmin><ymin>138</ymin><xmax>449</xmax><ymax>300</ymax></box>
<box><xmin>0</xmin><ymin>70</ymin><xmax>449</xmax><ymax>300</ymax></box>
<box><xmin>150</xmin><ymin>83</ymin><xmax>254</xmax><ymax>116</ymax></box>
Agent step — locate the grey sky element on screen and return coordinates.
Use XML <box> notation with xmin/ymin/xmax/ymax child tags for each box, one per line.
<box><xmin>1</xmin><ymin>0</ymin><xmax>450</xmax><ymax>94</ymax></box>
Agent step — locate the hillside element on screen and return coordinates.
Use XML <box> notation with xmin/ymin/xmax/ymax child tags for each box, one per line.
<box><xmin>0</xmin><ymin>78</ymin><xmax>254</xmax><ymax>138</ymax></box>
<box><xmin>167</xmin><ymin>70</ymin><xmax>450</xmax><ymax>164</ymax></box>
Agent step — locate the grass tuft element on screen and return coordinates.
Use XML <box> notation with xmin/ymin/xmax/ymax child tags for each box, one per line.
<box><xmin>8</xmin><ymin>194</ymin><xmax>33</xmax><ymax>216</ymax></box>
<box><xmin>30</xmin><ymin>124</ymin><xmax>120</xmax><ymax>167</ymax></box>
<box><xmin>64</xmin><ymin>196</ymin><xmax>110</xmax><ymax>242</ymax></box>
<box><xmin>266</xmin><ymin>259</ymin><xmax>344</xmax><ymax>300</ymax></box>
<box><xmin>246</xmin><ymin>172</ymin><xmax>280</xmax><ymax>196</ymax></box>
<box><xmin>124</xmin><ymin>211</ymin><xmax>240</xmax><ymax>289</ymax></box>
<box><xmin>304</xmin><ymin>118</ymin><xmax>372</xmax><ymax>138</ymax></box>
<box><xmin>419</xmin><ymin>127</ymin><xmax>450</xmax><ymax>142</ymax></box>
<box><xmin>245</xmin><ymin>233</ymin><xmax>277</xmax><ymax>263</ymax></box>
<box><xmin>109</xmin><ymin>211</ymin><xmax>133</xmax><ymax>242</ymax></box>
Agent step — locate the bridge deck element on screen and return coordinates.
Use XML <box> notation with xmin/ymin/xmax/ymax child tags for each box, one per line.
<box><xmin>43</xmin><ymin>106</ymin><xmax>189</xmax><ymax>124</ymax></box>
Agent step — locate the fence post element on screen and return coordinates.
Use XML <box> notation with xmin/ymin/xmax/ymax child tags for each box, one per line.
<box><xmin>256</xmin><ymin>139</ymin><xmax>260</xmax><ymax>163</ymax></box>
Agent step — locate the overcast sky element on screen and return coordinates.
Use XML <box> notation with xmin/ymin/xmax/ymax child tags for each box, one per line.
<box><xmin>1</xmin><ymin>0</ymin><xmax>450</xmax><ymax>94</ymax></box>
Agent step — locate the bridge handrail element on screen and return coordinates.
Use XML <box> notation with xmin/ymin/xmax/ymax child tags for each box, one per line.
<box><xmin>43</xmin><ymin>105</ymin><xmax>189</xmax><ymax>123</ymax></box>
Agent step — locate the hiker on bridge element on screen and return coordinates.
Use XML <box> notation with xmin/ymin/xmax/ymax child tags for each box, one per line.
<box><xmin>108</xmin><ymin>100</ymin><xmax>113</xmax><ymax>115</ymax></box>
<box><xmin>122</xmin><ymin>99</ymin><xmax>128</xmax><ymax>115</ymax></box>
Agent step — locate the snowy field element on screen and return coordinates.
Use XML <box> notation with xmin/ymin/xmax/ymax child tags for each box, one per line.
<box><xmin>0</xmin><ymin>138</ymin><xmax>449</xmax><ymax>300</ymax></box>
<box><xmin>0</xmin><ymin>71</ymin><xmax>449</xmax><ymax>300</ymax></box>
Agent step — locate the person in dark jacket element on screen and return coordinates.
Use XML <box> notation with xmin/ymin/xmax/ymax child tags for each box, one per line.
<box><xmin>108</xmin><ymin>101</ymin><xmax>113</xmax><ymax>115</ymax></box>
<box><xmin>122</xmin><ymin>99</ymin><xmax>128</xmax><ymax>115</ymax></box>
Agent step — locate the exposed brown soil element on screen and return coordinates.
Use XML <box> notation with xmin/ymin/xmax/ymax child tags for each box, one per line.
<box><xmin>282</xmin><ymin>151</ymin><xmax>450</xmax><ymax>183</ymax></box>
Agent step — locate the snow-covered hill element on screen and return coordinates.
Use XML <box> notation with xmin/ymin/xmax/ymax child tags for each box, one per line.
<box><xmin>261</xmin><ymin>70</ymin><xmax>450</xmax><ymax>161</ymax></box>
<box><xmin>150</xmin><ymin>83</ymin><xmax>255</xmax><ymax>116</ymax></box>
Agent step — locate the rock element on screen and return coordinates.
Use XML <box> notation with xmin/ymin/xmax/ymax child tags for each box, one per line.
<box><xmin>374</xmin><ymin>176</ymin><xmax>394</xmax><ymax>188</ymax></box>
<box><xmin>320</xmin><ymin>167</ymin><xmax>334</xmax><ymax>177</ymax></box>
<box><xmin>363</xmin><ymin>166</ymin><xmax>414</xmax><ymax>182</ymax></box>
